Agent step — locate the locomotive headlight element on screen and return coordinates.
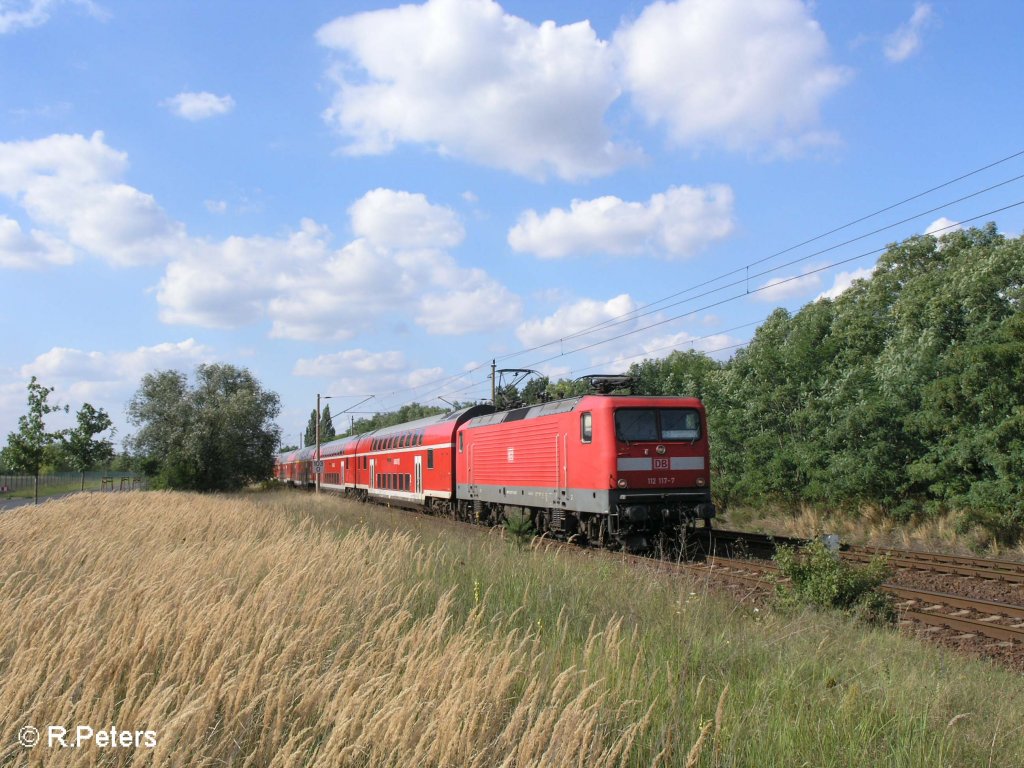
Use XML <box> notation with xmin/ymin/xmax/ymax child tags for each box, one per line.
<box><xmin>656</xmin><ymin>445</ymin><xmax>666</xmax><ymax>454</ymax></box>
<box><xmin>617</xmin><ymin>478</ymin><xmax>628</xmax><ymax>488</ymax></box>
<box><xmin>696</xmin><ymin>476</ymin><xmax>705</xmax><ymax>486</ymax></box>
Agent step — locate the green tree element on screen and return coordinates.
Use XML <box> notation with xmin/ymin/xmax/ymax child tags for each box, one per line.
<box><xmin>1</xmin><ymin>377</ymin><xmax>67</xmax><ymax>504</ymax></box>
<box><xmin>320</xmin><ymin>404</ymin><xmax>337</xmax><ymax>442</ymax></box>
<box><xmin>304</xmin><ymin>409</ymin><xmax>318</xmax><ymax>447</ymax></box>
<box><xmin>127</xmin><ymin>363</ymin><xmax>282</xmax><ymax>491</ymax></box>
<box><xmin>520</xmin><ymin>376</ymin><xmax>551</xmax><ymax>405</ymax></box>
<box><xmin>62</xmin><ymin>403</ymin><xmax>115</xmax><ymax>491</ymax></box>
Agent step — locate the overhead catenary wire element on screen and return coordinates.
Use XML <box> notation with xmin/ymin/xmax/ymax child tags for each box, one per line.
<box><xmin>367</xmin><ymin>149</ymin><xmax>1024</xmax><ymax>409</ymax></box>
<box><xmin>426</xmin><ymin>201</ymin><xmax>1024</xmax><ymax>405</ymax></box>
<box><xmin>497</xmin><ymin>170</ymin><xmax>1024</xmax><ymax>363</ymax></box>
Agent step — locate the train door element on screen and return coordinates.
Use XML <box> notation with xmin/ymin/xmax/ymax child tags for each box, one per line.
<box><xmin>414</xmin><ymin>455</ymin><xmax>422</xmax><ymax>496</ymax></box>
<box><xmin>369</xmin><ymin>459</ymin><xmax>376</xmax><ymax>489</ymax></box>
<box><xmin>341</xmin><ymin>460</ymin><xmax>346</xmax><ymax>487</ymax></box>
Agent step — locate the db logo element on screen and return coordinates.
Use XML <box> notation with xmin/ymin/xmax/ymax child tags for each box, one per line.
<box><xmin>653</xmin><ymin>458</ymin><xmax>669</xmax><ymax>470</ymax></box>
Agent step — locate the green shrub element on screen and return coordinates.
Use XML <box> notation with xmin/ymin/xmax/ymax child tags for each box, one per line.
<box><xmin>774</xmin><ymin>539</ymin><xmax>895</xmax><ymax>625</ymax></box>
<box><xmin>503</xmin><ymin>513</ymin><xmax>534</xmax><ymax>550</ymax></box>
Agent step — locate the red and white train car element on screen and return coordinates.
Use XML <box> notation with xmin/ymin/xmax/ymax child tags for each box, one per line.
<box><xmin>274</xmin><ymin>405</ymin><xmax>492</xmax><ymax>512</ymax></box>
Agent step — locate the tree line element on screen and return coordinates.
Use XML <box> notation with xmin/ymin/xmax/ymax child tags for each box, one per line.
<box><xmin>530</xmin><ymin>225</ymin><xmax>1022</xmax><ymax>542</ymax></box>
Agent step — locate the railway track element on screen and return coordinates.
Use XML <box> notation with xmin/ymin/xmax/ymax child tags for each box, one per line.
<box><xmin>844</xmin><ymin>545</ymin><xmax>1024</xmax><ymax>583</ymax></box>
<box><xmin>688</xmin><ymin>552</ymin><xmax>1024</xmax><ymax>644</ymax></box>
<box><xmin>704</xmin><ymin>529</ymin><xmax>1024</xmax><ymax>584</ymax></box>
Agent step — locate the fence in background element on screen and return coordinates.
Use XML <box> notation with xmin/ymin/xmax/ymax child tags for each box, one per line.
<box><xmin>0</xmin><ymin>471</ymin><xmax>146</xmax><ymax>495</ymax></box>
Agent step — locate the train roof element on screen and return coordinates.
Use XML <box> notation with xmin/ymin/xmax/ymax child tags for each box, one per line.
<box><xmin>465</xmin><ymin>396</ymin><xmax>584</xmax><ymax>428</ymax></box>
<box><xmin>275</xmin><ymin>404</ymin><xmax>495</xmax><ymax>461</ymax></box>
<box><xmin>366</xmin><ymin>404</ymin><xmax>491</xmax><ymax>437</ymax></box>
<box><xmin>463</xmin><ymin>394</ymin><xmax>704</xmax><ymax>430</ymax></box>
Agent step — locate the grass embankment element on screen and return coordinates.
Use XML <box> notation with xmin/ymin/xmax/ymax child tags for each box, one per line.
<box><xmin>1</xmin><ymin>491</ymin><xmax>1023</xmax><ymax>766</ymax></box>
<box><xmin>724</xmin><ymin>503</ymin><xmax>1024</xmax><ymax>561</ymax></box>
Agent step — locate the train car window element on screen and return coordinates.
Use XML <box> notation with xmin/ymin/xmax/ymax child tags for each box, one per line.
<box><xmin>614</xmin><ymin>409</ymin><xmax>659</xmax><ymax>442</ymax></box>
<box><xmin>615</xmin><ymin>408</ymin><xmax>701</xmax><ymax>441</ymax></box>
<box><xmin>427</xmin><ymin>449</ymin><xmax>434</xmax><ymax>469</ymax></box>
<box><xmin>580</xmin><ymin>412</ymin><xmax>592</xmax><ymax>443</ymax></box>
<box><xmin>416</xmin><ymin>432</ymin><xmax>423</xmax><ymax>446</ymax></box>
<box><xmin>660</xmin><ymin>409</ymin><xmax>701</xmax><ymax>440</ymax></box>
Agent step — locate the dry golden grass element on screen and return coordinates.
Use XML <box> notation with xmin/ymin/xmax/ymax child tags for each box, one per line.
<box><xmin>0</xmin><ymin>492</ymin><xmax>711</xmax><ymax>766</ymax></box>
<box><xmin>723</xmin><ymin>503</ymin><xmax>1024</xmax><ymax>560</ymax></box>
<box><xmin>5</xmin><ymin>490</ymin><xmax>1024</xmax><ymax>766</ymax></box>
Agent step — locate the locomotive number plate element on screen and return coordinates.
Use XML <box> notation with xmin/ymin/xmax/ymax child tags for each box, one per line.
<box><xmin>647</xmin><ymin>476</ymin><xmax>676</xmax><ymax>486</ymax></box>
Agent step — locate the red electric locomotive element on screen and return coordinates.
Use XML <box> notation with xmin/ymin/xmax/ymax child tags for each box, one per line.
<box><xmin>454</xmin><ymin>394</ymin><xmax>715</xmax><ymax>551</ymax></box>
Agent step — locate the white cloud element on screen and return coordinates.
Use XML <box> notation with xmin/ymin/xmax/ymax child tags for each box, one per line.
<box><xmin>516</xmin><ymin>294</ymin><xmax>636</xmax><ymax>347</ymax></box>
<box><xmin>0</xmin><ymin>215</ymin><xmax>75</xmax><ymax>267</ymax></box>
<box><xmin>0</xmin><ymin>0</ymin><xmax>54</xmax><ymax>33</ymax></box>
<box><xmin>162</xmin><ymin>91</ymin><xmax>236</xmax><ymax>121</ymax></box>
<box><xmin>0</xmin><ymin>132</ymin><xmax>519</xmax><ymax>340</ymax></box>
<box><xmin>325</xmin><ymin>366</ymin><xmax>449</xmax><ymax>400</ymax></box>
<box><xmin>205</xmin><ymin>199</ymin><xmax>228</xmax><ymax>214</ymax></box>
<box><xmin>158</xmin><ymin>189</ymin><xmax>521</xmax><ymax>340</ymax></box>
<box><xmin>316</xmin><ymin>0</ymin><xmax>848</xmax><ymax>175</ymax></box>
<box><xmin>11</xmin><ymin>339</ymin><xmax>216</xmax><ymax>434</ymax></box>
<box><xmin>615</xmin><ymin>0</ymin><xmax>849</xmax><ymax>153</ymax></box>
<box><xmin>21</xmin><ymin>338</ymin><xmax>213</xmax><ymax>383</ymax></box>
<box><xmin>508</xmin><ymin>184</ymin><xmax>734</xmax><ymax>259</ymax></box>
<box><xmin>416</xmin><ymin>278</ymin><xmax>523</xmax><ymax>335</ymax></box>
<box><xmin>294</xmin><ymin>349</ymin><xmax>406</xmax><ymax>378</ymax></box>
<box><xmin>316</xmin><ymin>0</ymin><xmax>633</xmax><ymax>180</ymax></box>
<box><xmin>924</xmin><ymin>216</ymin><xmax>960</xmax><ymax>237</ymax></box>
<box><xmin>815</xmin><ymin>266</ymin><xmax>874</xmax><ymax>301</ymax></box>
<box><xmin>349</xmin><ymin>188</ymin><xmax>464</xmax><ymax>249</ymax></box>
<box><xmin>0</xmin><ymin>0</ymin><xmax>105</xmax><ymax>34</ymax></box>
<box><xmin>755</xmin><ymin>270</ymin><xmax>823</xmax><ymax>301</ymax></box>
<box><xmin>0</xmin><ymin>131</ymin><xmax>186</xmax><ymax>267</ymax></box>
<box><xmin>884</xmin><ymin>3</ymin><xmax>933</xmax><ymax>63</ymax></box>
<box><xmin>581</xmin><ymin>325</ymin><xmax>745</xmax><ymax>375</ymax></box>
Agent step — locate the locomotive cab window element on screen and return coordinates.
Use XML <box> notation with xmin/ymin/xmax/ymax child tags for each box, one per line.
<box><xmin>580</xmin><ymin>412</ymin><xmax>592</xmax><ymax>443</ymax></box>
<box><xmin>615</xmin><ymin>408</ymin><xmax>701</xmax><ymax>442</ymax></box>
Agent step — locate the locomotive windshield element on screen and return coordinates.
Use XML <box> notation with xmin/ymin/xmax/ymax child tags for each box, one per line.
<box><xmin>615</xmin><ymin>408</ymin><xmax>701</xmax><ymax>442</ymax></box>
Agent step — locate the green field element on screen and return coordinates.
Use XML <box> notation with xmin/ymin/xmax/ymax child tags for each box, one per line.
<box><xmin>1</xmin><ymin>489</ymin><xmax>1022</xmax><ymax>766</ymax></box>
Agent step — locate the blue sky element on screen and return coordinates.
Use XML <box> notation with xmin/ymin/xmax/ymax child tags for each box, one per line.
<box><xmin>2</xmin><ymin>0</ymin><xmax>1023</xmax><ymax>448</ymax></box>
